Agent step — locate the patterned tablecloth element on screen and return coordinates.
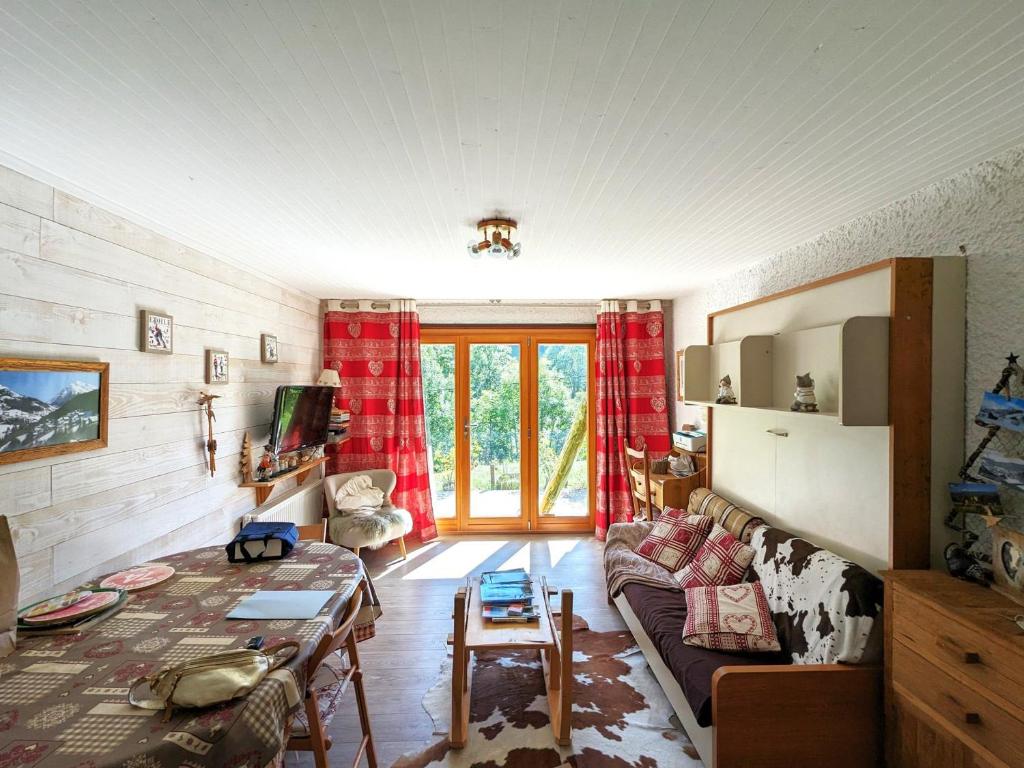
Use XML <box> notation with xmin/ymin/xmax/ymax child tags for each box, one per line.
<box><xmin>0</xmin><ymin>541</ymin><xmax>377</xmax><ymax>768</ymax></box>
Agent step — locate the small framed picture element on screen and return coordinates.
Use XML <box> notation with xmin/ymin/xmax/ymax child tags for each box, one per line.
<box><xmin>261</xmin><ymin>334</ymin><xmax>279</xmax><ymax>364</ymax></box>
<box><xmin>140</xmin><ymin>310</ymin><xmax>173</xmax><ymax>354</ymax></box>
<box><xmin>993</xmin><ymin>524</ymin><xmax>1024</xmax><ymax>606</ymax></box>
<box><xmin>675</xmin><ymin>349</ymin><xmax>685</xmax><ymax>401</ymax></box>
<box><xmin>206</xmin><ymin>349</ymin><xmax>229</xmax><ymax>385</ymax></box>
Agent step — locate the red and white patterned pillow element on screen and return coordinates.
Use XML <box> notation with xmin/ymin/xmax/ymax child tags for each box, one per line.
<box><xmin>672</xmin><ymin>523</ymin><xmax>755</xmax><ymax>588</ymax></box>
<box><xmin>632</xmin><ymin>508</ymin><xmax>713</xmax><ymax>572</ymax></box>
<box><xmin>683</xmin><ymin>582</ymin><xmax>781</xmax><ymax>652</ymax></box>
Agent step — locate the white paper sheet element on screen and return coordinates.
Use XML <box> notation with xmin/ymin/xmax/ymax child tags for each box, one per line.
<box><xmin>226</xmin><ymin>590</ymin><xmax>336</xmax><ymax>620</ymax></box>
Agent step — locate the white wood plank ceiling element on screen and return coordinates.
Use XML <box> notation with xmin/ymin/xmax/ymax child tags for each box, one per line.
<box><xmin>1</xmin><ymin>0</ymin><xmax>1023</xmax><ymax>300</ymax></box>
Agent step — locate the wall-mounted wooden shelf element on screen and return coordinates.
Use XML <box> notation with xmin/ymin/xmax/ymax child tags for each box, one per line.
<box><xmin>239</xmin><ymin>432</ymin><xmax>343</xmax><ymax>505</ymax></box>
<box><xmin>240</xmin><ymin>456</ymin><xmax>328</xmax><ymax>505</ymax></box>
<box><xmin>683</xmin><ymin>316</ymin><xmax>890</xmax><ymax>426</ymax></box>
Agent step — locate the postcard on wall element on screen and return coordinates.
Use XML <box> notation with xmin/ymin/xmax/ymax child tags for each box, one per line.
<box><xmin>0</xmin><ymin>358</ymin><xmax>108</xmax><ymax>465</ymax></box>
<box><xmin>979</xmin><ymin>450</ymin><xmax>1024</xmax><ymax>492</ymax></box>
<box><xmin>975</xmin><ymin>391</ymin><xmax>1024</xmax><ymax>432</ymax></box>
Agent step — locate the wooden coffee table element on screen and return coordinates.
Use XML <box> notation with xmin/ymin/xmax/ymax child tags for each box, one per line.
<box><xmin>449</xmin><ymin>576</ymin><xmax>574</xmax><ymax>747</ymax></box>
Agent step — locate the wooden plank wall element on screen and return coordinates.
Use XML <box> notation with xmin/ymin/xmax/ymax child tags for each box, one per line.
<box><xmin>0</xmin><ymin>163</ymin><xmax>322</xmax><ymax>603</ymax></box>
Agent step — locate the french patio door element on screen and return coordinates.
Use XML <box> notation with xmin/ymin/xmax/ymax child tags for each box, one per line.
<box><xmin>420</xmin><ymin>328</ymin><xmax>595</xmax><ymax>533</ymax></box>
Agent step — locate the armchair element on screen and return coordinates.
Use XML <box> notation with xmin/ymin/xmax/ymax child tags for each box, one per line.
<box><xmin>323</xmin><ymin>470</ymin><xmax>412</xmax><ymax>558</ymax></box>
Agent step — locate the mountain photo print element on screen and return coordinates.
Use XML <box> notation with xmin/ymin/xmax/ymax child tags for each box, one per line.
<box><xmin>0</xmin><ymin>359</ymin><xmax>108</xmax><ymax>465</ymax></box>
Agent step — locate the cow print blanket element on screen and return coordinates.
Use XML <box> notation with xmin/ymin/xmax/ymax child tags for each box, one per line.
<box><xmin>394</xmin><ymin>617</ymin><xmax>702</xmax><ymax>768</ymax></box>
<box><xmin>750</xmin><ymin>526</ymin><xmax>883</xmax><ymax>665</ymax></box>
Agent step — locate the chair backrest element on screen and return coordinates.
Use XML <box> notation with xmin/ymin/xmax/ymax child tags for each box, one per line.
<box><xmin>323</xmin><ymin>470</ymin><xmax>397</xmax><ymax>517</ymax></box>
<box><xmin>306</xmin><ymin>579</ymin><xmax>365</xmax><ymax>676</ymax></box>
<box><xmin>296</xmin><ymin>520</ymin><xmax>327</xmax><ymax>542</ymax></box>
<box><xmin>622</xmin><ymin>441</ymin><xmax>653</xmax><ymax>521</ymax></box>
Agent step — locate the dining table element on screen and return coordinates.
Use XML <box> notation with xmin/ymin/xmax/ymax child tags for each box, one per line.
<box><xmin>0</xmin><ymin>540</ymin><xmax>379</xmax><ymax>768</ymax></box>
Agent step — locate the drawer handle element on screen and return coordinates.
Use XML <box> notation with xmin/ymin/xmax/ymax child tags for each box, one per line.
<box><xmin>965</xmin><ymin>712</ymin><xmax>981</xmax><ymax>725</ymax></box>
<box><xmin>937</xmin><ymin>635</ymin><xmax>981</xmax><ymax>664</ymax></box>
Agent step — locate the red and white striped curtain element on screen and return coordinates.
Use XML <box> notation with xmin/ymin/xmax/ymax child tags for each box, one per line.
<box><xmin>323</xmin><ymin>299</ymin><xmax>437</xmax><ymax>542</ymax></box>
<box><xmin>595</xmin><ymin>299</ymin><xmax>672</xmax><ymax>540</ymax></box>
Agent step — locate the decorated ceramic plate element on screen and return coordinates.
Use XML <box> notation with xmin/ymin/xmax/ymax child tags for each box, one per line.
<box><xmin>21</xmin><ymin>589</ymin><xmax>123</xmax><ymax>626</ymax></box>
<box><xmin>99</xmin><ymin>564</ymin><xmax>175</xmax><ymax>592</ymax></box>
<box><xmin>18</xmin><ymin>590</ymin><xmax>93</xmax><ymax>620</ymax></box>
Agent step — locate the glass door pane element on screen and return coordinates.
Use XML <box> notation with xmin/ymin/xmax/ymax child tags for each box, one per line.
<box><xmin>468</xmin><ymin>343</ymin><xmax>522</xmax><ymax>519</ymax></box>
<box><xmin>421</xmin><ymin>343</ymin><xmax>456</xmax><ymax>520</ymax></box>
<box><xmin>537</xmin><ymin>343</ymin><xmax>589</xmax><ymax>517</ymax></box>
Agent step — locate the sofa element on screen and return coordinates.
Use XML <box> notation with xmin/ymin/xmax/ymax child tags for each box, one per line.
<box><xmin>605</xmin><ymin>488</ymin><xmax>883</xmax><ymax>767</ymax></box>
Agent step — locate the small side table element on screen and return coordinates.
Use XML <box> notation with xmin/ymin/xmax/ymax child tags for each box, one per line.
<box><xmin>449</xmin><ymin>576</ymin><xmax>573</xmax><ymax>747</ymax></box>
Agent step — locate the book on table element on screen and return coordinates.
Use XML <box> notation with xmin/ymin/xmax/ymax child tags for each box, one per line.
<box><xmin>479</xmin><ymin>581</ymin><xmax>533</xmax><ymax>605</ymax></box>
<box><xmin>479</xmin><ymin>569</ymin><xmax>537</xmax><ymax>622</ymax></box>
<box><xmin>481</xmin><ymin>567</ymin><xmax>530</xmax><ymax>585</ymax></box>
<box><xmin>482</xmin><ymin>602</ymin><xmax>539</xmax><ymax>623</ymax></box>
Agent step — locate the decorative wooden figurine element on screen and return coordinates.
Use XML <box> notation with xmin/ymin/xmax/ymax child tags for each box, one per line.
<box><xmin>791</xmin><ymin>372</ymin><xmax>819</xmax><ymax>412</ymax></box>
<box><xmin>715</xmin><ymin>374</ymin><xmax>737</xmax><ymax>404</ymax></box>
<box><xmin>256</xmin><ymin>445</ymin><xmax>274</xmax><ymax>481</ymax></box>
<box><xmin>197</xmin><ymin>393</ymin><xmax>220</xmax><ymax>477</ymax></box>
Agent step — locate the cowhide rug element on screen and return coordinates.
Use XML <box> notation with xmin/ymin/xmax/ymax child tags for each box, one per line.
<box><xmin>394</xmin><ymin>617</ymin><xmax>702</xmax><ymax>768</ymax></box>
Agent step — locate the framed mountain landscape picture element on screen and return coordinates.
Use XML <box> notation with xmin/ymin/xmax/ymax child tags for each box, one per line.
<box><xmin>0</xmin><ymin>358</ymin><xmax>109</xmax><ymax>465</ymax></box>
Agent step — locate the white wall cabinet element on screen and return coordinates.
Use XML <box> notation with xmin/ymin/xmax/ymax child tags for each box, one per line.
<box><xmin>684</xmin><ymin>316</ymin><xmax>890</xmax><ymax>426</ymax></box>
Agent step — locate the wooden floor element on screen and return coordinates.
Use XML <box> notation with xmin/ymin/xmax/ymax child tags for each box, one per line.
<box><xmin>285</xmin><ymin>533</ymin><xmax>623</xmax><ymax>767</ymax></box>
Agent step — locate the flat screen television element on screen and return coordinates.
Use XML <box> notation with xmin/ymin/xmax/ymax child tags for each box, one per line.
<box><xmin>269</xmin><ymin>385</ymin><xmax>335</xmax><ymax>454</ymax></box>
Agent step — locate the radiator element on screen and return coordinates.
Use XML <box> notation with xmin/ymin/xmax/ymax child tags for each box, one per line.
<box><xmin>242</xmin><ymin>481</ymin><xmax>324</xmax><ymax>528</ymax></box>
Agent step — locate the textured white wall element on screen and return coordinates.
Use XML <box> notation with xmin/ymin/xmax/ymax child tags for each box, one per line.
<box><xmin>671</xmin><ymin>143</ymin><xmax>1024</xmax><ymax>555</ymax></box>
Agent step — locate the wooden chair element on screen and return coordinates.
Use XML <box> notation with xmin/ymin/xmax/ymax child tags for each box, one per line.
<box><xmin>623</xmin><ymin>441</ymin><xmax>655</xmax><ymax>522</ymax></box>
<box><xmin>296</xmin><ymin>520</ymin><xmax>328</xmax><ymax>543</ymax></box>
<box><xmin>288</xmin><ymin>578</ymin><xmax>376</xmax><ymax>768</ymax></box>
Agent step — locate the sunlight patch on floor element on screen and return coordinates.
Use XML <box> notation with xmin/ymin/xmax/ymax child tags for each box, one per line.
<box><xmin>402</xmin><ymin>539</ymin><xmax>507</xmax><ymax>580</ymax></box>
<box><xmin>493</xmin><ymin>542</ymin><xmax>531</xmax><ymax>573</ymax></box>
<box><xmin>373</xmin><ymin>540</ymin><xmax>441</xmax><ymax>579</ymax></box>
<box><xmin>547</xmin><ymin>539</ymin><xmax>579</xmax><ymax>568</ymax></box>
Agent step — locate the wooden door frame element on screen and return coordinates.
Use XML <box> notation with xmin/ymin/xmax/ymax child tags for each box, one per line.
<box><xmin>422</xmin><ymin>326</ymin><xmax>596</xmax><ymax>534</ymax></box>
<box><xmin>528</xmin><ymin>328</ymin><xmax>597</xmax><ymax>533</ymax></box>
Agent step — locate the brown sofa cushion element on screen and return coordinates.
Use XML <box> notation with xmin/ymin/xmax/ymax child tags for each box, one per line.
<box><xmin>622</xmin><ymin>582</ymin><xmax>787</xmax><ymax>727</ymax></box>
<box><xmin>687</xmin><ymin>488</ymin><xmax>764</xmax><ymax>544</ymax></box>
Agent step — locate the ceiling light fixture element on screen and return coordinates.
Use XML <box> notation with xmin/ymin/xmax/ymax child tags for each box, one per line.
<box><xmin>467</xmin><ymin>218</ymin><xmax>521</xmax><ymax>260</ymax></box>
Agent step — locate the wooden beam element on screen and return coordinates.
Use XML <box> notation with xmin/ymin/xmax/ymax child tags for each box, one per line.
<box><xmin>888</xmin><ymin>258</ymin><xmax>934</xmax><ymax>569</ymax></box>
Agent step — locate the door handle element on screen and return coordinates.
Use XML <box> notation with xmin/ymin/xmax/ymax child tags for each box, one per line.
<box><xmin>463</xmin><ymin>422</ymin><xmax>478</xmax><ymax>437</ymax></box>
<box><xmin>766</xmin><ymin>428</ymin><xmax>789</xmax><ymax>437</ymax></box>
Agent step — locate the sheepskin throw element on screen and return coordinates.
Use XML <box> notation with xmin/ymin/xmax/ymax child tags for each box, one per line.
<box><xmin>328</xmin><ymin>507</ymin><xmax>413</xmax><ymax>550</ymax></box>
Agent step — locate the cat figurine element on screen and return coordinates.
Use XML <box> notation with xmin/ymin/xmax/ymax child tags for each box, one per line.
<box><xmin>791</xmin><ymin>372</ymin><xmax>819</xmax><ymax>412</ymax></box>
<box><xmin>715</xmin><ymin>374</ymin><xmax>737</xmax><ymax>405</ymax></box>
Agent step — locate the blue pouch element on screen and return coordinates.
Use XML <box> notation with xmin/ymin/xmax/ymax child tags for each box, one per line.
<box><xmin>226</xmin><ymin>522</ymin><xmax>299</xmax><ymax>563</ymax></box>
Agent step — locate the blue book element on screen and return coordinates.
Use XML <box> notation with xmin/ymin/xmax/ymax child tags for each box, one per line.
<box><xmin>481</xmin><ymin>568</ymin><xmax>530</xmax><ymax>585</ymax></box>
<box><xmin>480</xmin><ymin>582</ymin><xmax>533</xmax><ymax>605</ymax></box>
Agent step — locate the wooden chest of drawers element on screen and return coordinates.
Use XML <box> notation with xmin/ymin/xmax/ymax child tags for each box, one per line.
<box><xmin>884</xmin><ymin>571</ymin><xmax>1024</xmax><ymax>768</ymax></box>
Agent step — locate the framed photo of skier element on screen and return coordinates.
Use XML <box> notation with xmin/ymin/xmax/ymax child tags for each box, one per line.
<box><xmin>140</xmin><ymin>310</ymin><xmax>174</xmax><ymax>354</ymax></box>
